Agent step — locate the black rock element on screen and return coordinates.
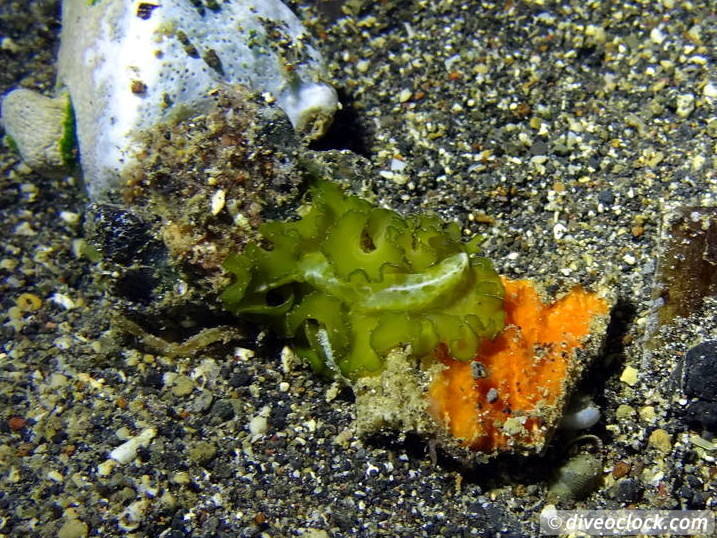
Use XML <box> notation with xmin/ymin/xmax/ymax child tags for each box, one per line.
<box><xmin>211</xmin><ymin>399</ymin><xmax>235</xmax><ymax>422</ymax></box>
<box><xmin>678</xmin><ymin>475</ymin><xmax>708</xmax><ymax>508</ymax></box>
<box><xmin>142</xmin><ymin>371</ymin><xmax>165</xmax><ymax>390</ymax></box>
<box><xmin>598</xmin><ymin>189</ymin><xmax>615</xmax><ymax>205</ymax></box>
<box><xmin>229</xmin><ymin>372</ymin><xmax>252</xmax><ymax>388</ymax></box>
<box><xmin>611</xmin><ymin>478</ymin><xmax>644</xmax><ymax>503</ymax></box>
<box><xmin>683</xmin><ymin>341</ymin><xmax>717</xmax><ymax>401</ymax></box>
<box><xmin>114</xmin><ymin>267</ymin><xmax>160</xmax><ymax>304</ymax></box>
<box><xmin>683</xmin><ymin>400</ymin><xmax>717</xmax><ymax>432</ymax></box>
<box><xmin>86</xmin><ymin>204</ymin><xmax>160</xmax><ymax>266</ymax></box>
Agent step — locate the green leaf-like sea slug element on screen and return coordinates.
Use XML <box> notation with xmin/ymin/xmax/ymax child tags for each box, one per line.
<box><xmin>222</xmin><ymin>181</ymin><xmax>505</xmax><ymax>379</ymax></box>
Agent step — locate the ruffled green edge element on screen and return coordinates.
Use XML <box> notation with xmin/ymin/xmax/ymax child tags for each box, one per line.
<box><xmin>222</xmin><ymin>180</ymin><xmax>504</xmax><ymax>379</ymax></box>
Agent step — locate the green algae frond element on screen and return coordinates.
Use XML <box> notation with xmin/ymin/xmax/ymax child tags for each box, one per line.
<box><xmin>59</xmin><ymin>97</ymin><xmax>77</xmax><ymax>169</ymax></box>
<box><xmin>222</xmin><ymin>181</ymin><xmax>504</xmax><ymax>378</ymax></box>
<box><xmin>4</xmin><ymin>134</ymin><xmax>19</xmax><ymax>155</ymax></box>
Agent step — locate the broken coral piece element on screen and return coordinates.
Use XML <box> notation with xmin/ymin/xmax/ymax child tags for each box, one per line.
<box><xmin>428</xmin><ymin>279</ymin><xmax>609</xmax><ymax>457</ymax></box>
<box><xmin>0</xmin><ymin>89</ymin><xmax>75</xmax><ymax>177</ymax></box>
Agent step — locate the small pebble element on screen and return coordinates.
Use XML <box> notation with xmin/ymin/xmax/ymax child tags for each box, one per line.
<box><xmin>57</xmin><ymin>518</ymin><xmax>89</xmax><ymax>538</ymax></box>
<box><xmin>610</xmin><ymin>478</ymin><xmax>644</xmax><ymax>503</ymax></box>
<box><xmin>59</xmin><ymin>211</ymin><xmax>81</xmax><ymax>226</ymax></box>
<box><xmin>620</xmin><ymin>365</ymin><xmax>639</xmax><ymax>386</ymax></box>
<box><xmin>8</xmin><ymin>416</ymin><xmax>26</xmax><ymax>431</ymax></box>
<box><xmin>676</xmin><ymin>93</ymin><xmax>695</xmax><ymax>118</ymax></box>
<box><xmin>16</xmin><ymin>293</ymin><xmax>42</xmax><ymax>312</ymax></box>
<box><xmin>171</xmin><ymin>375</ymin><xmax>195</xmax><ymax>397</ymax></box>
<box><xmin>639</xmin><ymin>405</ymin><xmax>656</xmax><ymax>423</ymax></box>
<box><xmin>648</xmin><ymin>428</ymin><xmax>672</xmax><ymax>452</ymax></box>
<box><xmin>615</xmin><ymin>404</ymin><xmax>636</xmax><ymax>419</ymax></box>
<box><xmin>210</xmin><ymin>189</ymin><xmax>226</xmax><ymax>215</ymax></box>
<box><xmin>612</xmin><ymin>461</ymin><xmax>631</xmax><ymax>479</ymax></box>
<box><xmin>187</xmin><ymin>440</ymin><xmax>217</xmax><ymax>464</ymax></box>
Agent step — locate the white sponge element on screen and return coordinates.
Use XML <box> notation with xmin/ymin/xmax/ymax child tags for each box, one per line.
<box><xmin>2</xmin><ymin>0</ymin><xmax>339</xmax><ymax>199</ymax></box>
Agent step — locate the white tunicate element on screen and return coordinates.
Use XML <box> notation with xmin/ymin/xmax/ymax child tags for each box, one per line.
<box><xmin>560</xmin><ymin>402</ymin><xmax>601</xmax><ymax>430</ymax></box>
<box><xmin>3</xmin><ymin>0</ymin><xmax>339</xmax><ymax>199</ymax></box>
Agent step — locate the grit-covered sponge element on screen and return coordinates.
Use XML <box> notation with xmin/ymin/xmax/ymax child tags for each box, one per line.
<box><xmin>2</xmin><ymin>0</ymin><xmax>339</xmax><ymax>199</ymax></box>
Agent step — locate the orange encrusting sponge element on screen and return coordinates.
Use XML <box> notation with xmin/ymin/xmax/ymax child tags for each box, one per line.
<box><xmin>428</xmin><ymin>279</ymin><xmax>608</xmax><ymax>453</ymax></box>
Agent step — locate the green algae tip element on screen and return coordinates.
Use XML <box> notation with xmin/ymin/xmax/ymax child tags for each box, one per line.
<box><xmin>222</xmin><ymin>181</ymin><xmax>505</xmax><ymax>379</ymax></box>
<box><xmin>59</xmin><ymin>98</ymin><xmax>77</xmax><ymax>170</ymax></box>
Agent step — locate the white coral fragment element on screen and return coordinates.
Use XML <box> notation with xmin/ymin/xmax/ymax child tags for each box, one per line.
<box><xmin>1</xmin><ymin>90</ymin><xmax>73</xmax><ymax>177</ymax></box>
<box><xmin>109</xmin><ymin>427</ymin><xmax>156</xmax><ymax>464</ymax></box>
